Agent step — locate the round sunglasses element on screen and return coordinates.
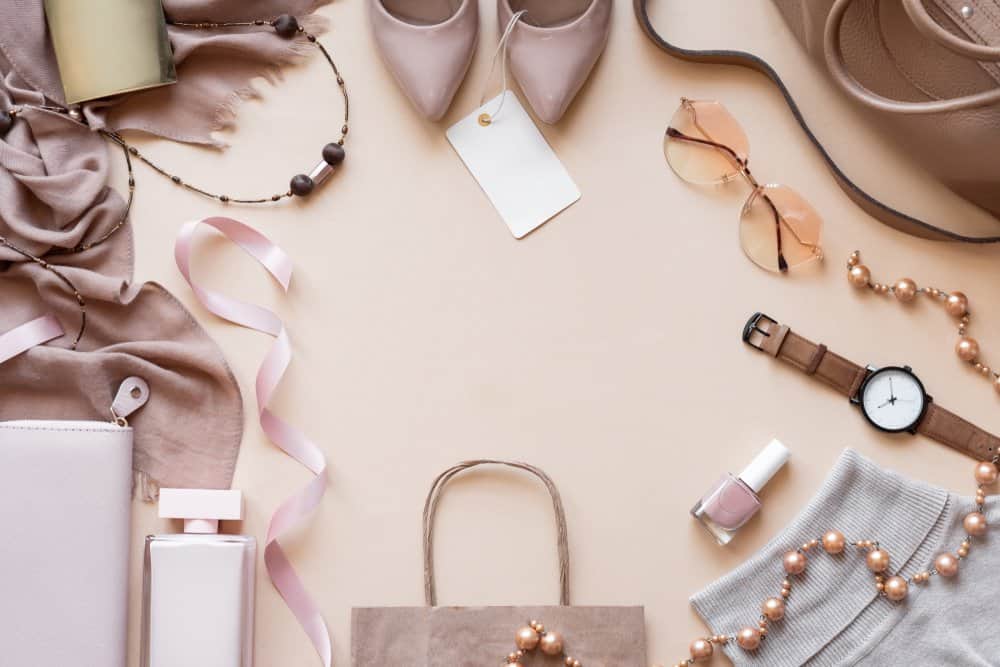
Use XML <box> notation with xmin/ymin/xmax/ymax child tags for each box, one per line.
<box><xmin>664</xmin><ymin>98</ymin><xmax>824</xmax><ymax>273</ymax></box>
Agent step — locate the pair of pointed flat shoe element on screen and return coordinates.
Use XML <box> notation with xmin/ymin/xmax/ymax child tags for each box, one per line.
<box><xmin>369</xmin><ymin>0</ymin><xmax>612</xmax><ymax>123</ymax></box>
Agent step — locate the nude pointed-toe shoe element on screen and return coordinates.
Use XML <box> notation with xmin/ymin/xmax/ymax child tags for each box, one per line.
<box><xmin>369</xmin><ymin>0</ymin><xmax>479</xmax><ymax>121</ymax></box>
<box><xmin>498</xmin><ymin>0</ymin><xmax>612</xmax><ymax>124</ymax></box>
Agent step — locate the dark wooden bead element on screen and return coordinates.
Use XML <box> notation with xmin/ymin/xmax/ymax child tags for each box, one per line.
<box><xmin>171</xmin><ymin>176</ymin><xmax>182</xmax><ymax>184</ymax></box>
<box><xmin>0</xmin><ymin>110</ymin><xmax>13</xmax><ymax>136</ymax></box>
<box><xmin>290</xmin><ymin>174</ymin><xmax>314</xmax><ymax>197</ymax></box>
<box><xmin>272</xmin><ymin>14</ymin><xmax>299</xmax><ymax>38</ymax></box>
<box><xmin>219</xmin><ymin>195</ymin><xmax>230</xmax><ymax>202</ymax></box>
<box><xmin>322</xmin><ymin>143</ymin><xmax>345</xmax><ymax>166</ymax></box>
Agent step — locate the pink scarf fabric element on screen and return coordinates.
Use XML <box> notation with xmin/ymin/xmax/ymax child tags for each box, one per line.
<box><xmin>0</xmin><ymin>0</ymin><xmax>329</xmax><ymax>496</ymax></box>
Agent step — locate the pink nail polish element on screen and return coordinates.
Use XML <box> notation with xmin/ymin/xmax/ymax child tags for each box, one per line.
<box><xmin>691</xmin><ymin>439</ymin><xmax>790</xmax><ymax>545</ymax></box>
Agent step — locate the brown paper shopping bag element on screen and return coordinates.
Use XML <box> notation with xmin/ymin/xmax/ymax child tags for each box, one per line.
<box><xmin>352</xmin><ymin>460</ymin><xmax>647</xmax><ymax>666</ymax></box>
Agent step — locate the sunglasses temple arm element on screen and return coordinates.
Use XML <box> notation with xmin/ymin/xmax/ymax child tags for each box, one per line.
<box><xmin>761</xmin><ymin>192</ymin><xmax>789</xmax><ymax>273</ymax></box>
<box><xmin>666</xmin><ymin>127</ymin><xmax>745</xmax><ymax>164</ymax></box>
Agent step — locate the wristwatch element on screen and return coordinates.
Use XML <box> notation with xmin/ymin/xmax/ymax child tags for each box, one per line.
<box><xmin>743</xmin><ymin>312</ymin><xmax>999</xmax><ymax>460</ymax></box>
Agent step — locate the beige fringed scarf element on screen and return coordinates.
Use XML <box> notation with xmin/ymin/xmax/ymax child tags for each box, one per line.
<box><xmin>0</xmin><ymin>0</ymin><xmax>330</xmax><ymax>498</ymax></box>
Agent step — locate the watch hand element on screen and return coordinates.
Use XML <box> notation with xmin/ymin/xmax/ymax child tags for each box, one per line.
<box><xmin>877</xmin><ymin>398</ymin><xmax>892</xmax><ymax>408</ymax></box>
<box><xmin>889</xmin><ymin>376</ymin><xmax>895</xmax><ymax>399</ymax></box>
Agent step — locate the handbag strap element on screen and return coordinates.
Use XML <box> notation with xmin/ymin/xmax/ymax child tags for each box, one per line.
<box><xmin>903</xmin><ymin>0</ymin><xmax>1000</xmax><ymax>61</ymax></box>
<box><xmin>825</xmin><ymin>0</ymin><xmax>1000</xmax><ymax>113</ymax></box>
<box><xmin>633</xmin><ymin>0</ymin><xmax>1000</xmax><ymax>244</ymax></box>
<box><xmin>0</xmin><ymin>314</ymin><xmax>64</xmax><ymax>364</ymax></box>
<box><xmin>422</xmin><ymin>460</ymin><xmax>571</xmax><ymax>607</ymax></box>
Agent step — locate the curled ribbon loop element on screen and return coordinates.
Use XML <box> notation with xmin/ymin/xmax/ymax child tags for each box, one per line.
<box><xmin>175</xmin><ymin>216</ymin><xmax>332</xmax><ymax>667</ymax></box>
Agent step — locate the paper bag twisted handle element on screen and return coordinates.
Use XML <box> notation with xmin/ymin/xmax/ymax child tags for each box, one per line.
<box><xmin>423</xmin><ymin>460</ymin><xmax>571</xmax><ymax>607</ymax></box>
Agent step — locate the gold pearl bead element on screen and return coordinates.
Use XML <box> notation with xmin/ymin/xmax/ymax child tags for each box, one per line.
<box><xmin>946</xmin><ymin>291</ymin><xmax>969</xmax><ymax>317</ymax></box>
<box><xmin>689</xmin><ymin>638</ymin><xmax>714</xmax><ymax>661</ymax></box>
<box><xmin>762</xmin><ymin>596</ymin><xmax>785</xmax><ymax>621</ymax></box>
<box><xmin>540</xmin><ymin>631</ymin><xmax>563</xmax><ymax>656</ymax></box>
<box><xmin>848</xmin><ymin>251</ymin><xmax>860</xmax><ymax>267</ymax></box>
<box><xmin>894</xmin><ymin>278</ymin><xmax>918</xmax><ymax>302</ymax></box>
<box><xmin>849</xmin><ymin>265</ymin><xmax>871</xmax><ymax>287</ymax></box>
<box><xmin>822</xmin><ymin>530</ymin><xmax>846</xmax><ymax>554</ymax></box>
<box><xmin>994</xmin><ymin>375</ymin><xmax>1000</xmax><ymax>394</ymax></box>
<box><xmin>884</xmin><ymin>576</ymin><xmax>908</xmax><ymax>601</ymax></box>
<box><xmin>866</xmin><ymin>548</ymin><xmax>891</xmax><ymax>573</ymax></box>
<box><xmin>515</xmin><ymin>626</ymin><xmax>540</xmax><ymax>651</ymax></box>
<box><xmin>963</xmin><ymin>511</ymin><xmax>988</xmax><ymax>536</ymax></box>
<box><xmin>783</xmin><ymin>550</ymin><xmax>807</xmax><ymax>575</ymax></box>
<box><xmin>957</xmin><ymin>337</ymin><xmax>980</xmax><ymax>362</ymax></box>
<box><xmin>935</xmin><ymin>552</ymin><xmax>960</xmax><ymax>577</ymax></box>
<box><xmin>736</xmin><ymin>627</ymin><xmax>761</xmax><ymax>651</ymax></box>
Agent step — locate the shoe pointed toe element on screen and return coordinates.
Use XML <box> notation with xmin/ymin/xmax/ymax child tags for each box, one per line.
<box><xmin>498</xmin><ymin>0</ymin><xmax>612</xmax><ymax>124</ymax></box>
<box><xmin>370</xmin><ymin>0</ymin><xmax>479</xmax><ymax>121</ymax></box>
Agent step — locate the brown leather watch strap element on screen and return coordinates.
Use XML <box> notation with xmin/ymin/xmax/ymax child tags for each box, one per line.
<box><xmin>751</xmin><ymin>315</ymin><xmax>868</xmax><ymax>398</ymax></box>
<box><xmin>744</xmin><ymin>313</ymin><xmax>1000</xmax><ymax>460</ymax></box>
<box><xmin>918</xmin><ymin>403</ymin><xmax>1000</xmax><ymax>461</ymax></box>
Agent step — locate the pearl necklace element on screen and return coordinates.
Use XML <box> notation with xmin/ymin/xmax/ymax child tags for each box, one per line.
<box><xmin>652</xmin><ymin>457</ymin><xmax>997</xmax><ymax>667</ymax></box>
<box><xmin>845</xmin><ymin>250</ymin><xmax>999</xmax><ymax>397</ymax></box>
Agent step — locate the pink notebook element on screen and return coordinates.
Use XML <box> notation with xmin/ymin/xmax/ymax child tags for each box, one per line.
<box><xmin>0</xmin><ymin>420</ymin><xmax>132</xmax><ymax>667</ymax></box>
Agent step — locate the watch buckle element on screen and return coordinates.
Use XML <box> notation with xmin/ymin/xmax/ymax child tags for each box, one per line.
<box><xmin>742</xmin><ymin>312</ymin><xmax>778</xmax><ymax>352</ymax></box>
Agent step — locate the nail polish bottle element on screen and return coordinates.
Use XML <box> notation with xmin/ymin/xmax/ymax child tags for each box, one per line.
<box><xmin>691</xmin><ymin>439</ymin><xmax>790</xmax><ymax>545</ymax></box>
<box><xmin>141</xmin><ymin>489</ymin><xmax>255</xmax><ymax>667</ymax></box>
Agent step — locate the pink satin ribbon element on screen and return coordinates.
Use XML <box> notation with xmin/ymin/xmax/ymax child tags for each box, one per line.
<box><xmin>175</xmin><ymin>216</ymin><xmax>332</xmax><ymax>666</ymax></box>
<box><xmin>0</xmin><ymin>314</ymin><xmax>64</xmax><ymax>364</ymax></box>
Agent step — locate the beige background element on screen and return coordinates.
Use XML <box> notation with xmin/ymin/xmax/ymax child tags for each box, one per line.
<box><xmin>121</xmin><ymin>1</ymin><xmax>1000</xmax><ymax>665</ymax></box>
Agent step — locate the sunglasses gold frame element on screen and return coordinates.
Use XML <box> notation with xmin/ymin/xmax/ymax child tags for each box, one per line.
<box><xmin>665</xmin><ymin>98</ymin><xmax>824</xmax><ymax>273</ymax></box>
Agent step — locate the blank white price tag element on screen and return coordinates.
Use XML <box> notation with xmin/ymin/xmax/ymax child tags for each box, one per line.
<box><xmin>447</xmin><ymin>93</ymin><xmax>580</xmax><ymax>238</ymax></box>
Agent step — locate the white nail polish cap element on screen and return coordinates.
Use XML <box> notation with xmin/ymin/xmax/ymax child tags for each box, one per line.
<box><xmin>739</xmin><ymin>439</ymin><xmax>791</xmax><ymax>494</ymax></box>
<box><xmin>158</xmin><ymin>488</ymin><xmax>244</xmax><ymax>534</ymax></box>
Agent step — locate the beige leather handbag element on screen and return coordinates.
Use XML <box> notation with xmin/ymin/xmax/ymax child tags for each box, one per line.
<box><xmin>635</xmin><ymin>0</ymin><xmax>1000</xmax><ymax>243</ymax></box>
<box><xmin>351</xmin><ymin>460</ymin><xmax>648</xmax><ymax>666</ymax></box>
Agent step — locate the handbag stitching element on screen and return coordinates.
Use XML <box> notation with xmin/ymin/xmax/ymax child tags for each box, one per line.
<box><xmin>934</xmin><ymin>0</ymin><xmax>1000</xmax><ymax>83</ymax></box>
<box><xmin>0</xmin><ymin>424</ymin><xmax>131</xmax><ymax>433</ymax></box>
<box><xmin>963</xmin><ymin>0</ymin><xmax>1000</xmax><ymax>36</ymax></box>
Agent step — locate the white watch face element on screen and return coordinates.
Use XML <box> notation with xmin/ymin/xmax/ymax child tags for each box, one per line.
<box><xmin>860</xmin><ymin>367</ymin><xmax>927</xmax><ymax>432</ymax></box>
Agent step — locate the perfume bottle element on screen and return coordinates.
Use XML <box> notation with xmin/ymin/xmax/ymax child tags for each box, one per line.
<box><xmin>691</xmin><ymin>439</ymin><xmax>790</xmax><ymax>545</ymax></box>
<box><xmin>141</xmin><ymin>489</ymin><xmax>256</xmax><ymax>667</ymax></box>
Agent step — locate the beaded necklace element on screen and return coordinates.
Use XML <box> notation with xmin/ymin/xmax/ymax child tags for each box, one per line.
<box><xmin>504</xmin><ymin>457</ymin><xmax>997</xmax><ymax>667</ymax></box>
<box><xmin>0</xmin><ymin>14</ymin><xmax>349</xmax><ymax>348</ymax></box>
<box><xmin>846</xmin><ymin>250</ymin><xmax>998</xmax><ymax>398</ymax></box>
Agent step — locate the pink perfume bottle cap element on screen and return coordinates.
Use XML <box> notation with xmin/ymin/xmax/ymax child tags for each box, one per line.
<box><xmin>158</xmin><ymin>488</ymin><xmax>244</xmax><ymax>534</ymax></box>
<box><xmin>738</xmin><ymin>439</ymin><xmax>790</xmax><ymax>494</ymax></box>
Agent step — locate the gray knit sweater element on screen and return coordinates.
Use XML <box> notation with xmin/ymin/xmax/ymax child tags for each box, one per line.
<box><xmin>690</xmin><ymin>449</ymin><xmax>1000</xmax><ymax>666</ymax></box>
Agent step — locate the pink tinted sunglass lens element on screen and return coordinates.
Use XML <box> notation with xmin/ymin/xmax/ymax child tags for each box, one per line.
<box><xmin>663</xmin><ymin>99</ymin><xmax>750</xmax><ymax>185</ymax></box>
<box><xmin>740</xmin><ymin>184</ymin><xmax>824</xmax><ymax>273</ymax></box>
